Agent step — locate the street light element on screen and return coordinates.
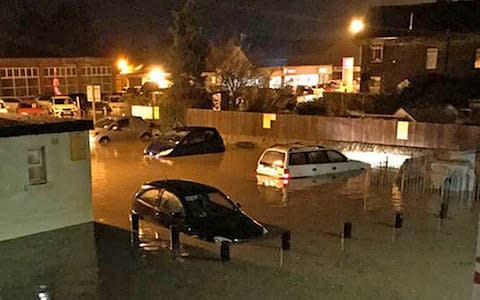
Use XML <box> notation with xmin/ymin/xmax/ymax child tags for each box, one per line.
<box><xmin>117</xmin><ymin>58</ymin><xmax>129</xmax><ymax>74</ymax></box>
<box><xmin>349</xmin><ymin>18</ymin><xmax>365</xmax><ymax>35</ymax></box>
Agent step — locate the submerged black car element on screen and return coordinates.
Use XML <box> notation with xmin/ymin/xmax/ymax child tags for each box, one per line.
<box><xmin>131</xmin><ymin>180</ymin><xmax>268</xmax><ymax>243</ymax></box>
<box><xmin>144</xmin><ymin>127</ymin><xmax>225</xmax><ymax>157</ymax></box>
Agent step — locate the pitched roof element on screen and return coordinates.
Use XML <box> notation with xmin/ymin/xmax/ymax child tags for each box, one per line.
<box><xmin>367</xmin><ymin>1</ymin><xmax>480</xmax><ymax>38</ymax></box>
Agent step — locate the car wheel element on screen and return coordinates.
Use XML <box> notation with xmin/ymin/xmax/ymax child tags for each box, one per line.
<box><xmin>140</xmin><ymin>133</ymin><xmax>152</xmax><ymax>141</ymax></box>
<box><xmin>99</xmin><ymin>137</ymin><xmax>110</xmax><ymax>145</ymax></box>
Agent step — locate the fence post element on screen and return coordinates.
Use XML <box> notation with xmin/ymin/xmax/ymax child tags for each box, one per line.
<box><xmin>130</xmin><ymin>212</ymin><xmax>140</xmax><ymax>246</ymax></box>
<box><xmin>170</xmin><ymin>225</ymin><xmax>180</xmax><ymax>252</ymax></box>
<box><xmin>282</xmin><ymin>231</ymin><xmax>291</xmax><ymax>250</ymax></box>
<box><xmin>394</xmin><ymin>213</ymin><xmax>403</xmax><ymax>228</ymax></box>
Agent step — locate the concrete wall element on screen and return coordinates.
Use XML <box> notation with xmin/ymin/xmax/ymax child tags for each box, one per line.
<box><xmin>186</xmin><ymin>109</ymin><xmax>480</xmax><ymax>150</ymax></box>
<box><xmin>0</xmin><ymin>131</ymin><xmax>92</xmax><ymax>241</ymax></box>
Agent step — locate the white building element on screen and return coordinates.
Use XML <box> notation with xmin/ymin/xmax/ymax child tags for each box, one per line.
<box><xmin>0</xmin><ymin>116</ymin><xmax>93</xmax><ymax>241</ymax></box>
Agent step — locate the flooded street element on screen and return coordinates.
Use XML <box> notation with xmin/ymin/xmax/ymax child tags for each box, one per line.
<box><xmin>89</xmin><ymin>141</ymin><xmax>479</xmax><ymax>299</ymax></box>
<box><xmin>1</xmin><ymin>141</ymin><xmax>478</xmax><ymax>299</ymax></box>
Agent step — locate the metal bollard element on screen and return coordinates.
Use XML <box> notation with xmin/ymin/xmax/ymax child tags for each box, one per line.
<box><xmin>281</xmin><ymin>231</ymin><xmax>291</xmax><ymax>251</ymax></box>
<box><xmin>343</xmin><ymin>222</ymin><xmax>352</xmax><ymax>239</ymax></box>
<box><xmin>221</xmin><ymin>241</ymin><xmax>230</xmax><ymax>262</ymax></box>
<box><xmin>439</xmin><ymin>203</ymin><xmax>448</xmax><ymax>219</ymax></box>
<box><xmin>170</xmin><ymin>226</ymin><xmax>180</xmax><ymax>252</ymax></box>
<box><xmin>130</xmin><ymin>212</ymin><xmax>140</xmax><ymax>245</ymax></box>
<box><xmin>394</xmin><ymin>213</ymin><xmax>403</xmax><ymax>228</ymax></box>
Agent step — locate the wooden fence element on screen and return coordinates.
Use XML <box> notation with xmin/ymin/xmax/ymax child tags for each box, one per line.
<box><xmin>186</xmin><ymin>109</ymin><xmax>480</xmax><ymax>150</ymax></box>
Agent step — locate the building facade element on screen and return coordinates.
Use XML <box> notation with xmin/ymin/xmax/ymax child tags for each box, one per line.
<box><xmin>0</xmin><ymin>116</ymin><xmax>93</xmax><ymax>241</ymax></box>
<box><xmin>360</xmin><ymin>1</ymin><xmax>480</xmax><ymax>94</ymax></box>
<box><xmin>0</xmin><ymin>57</ymin><xmax>115</xmax><ymax>97</ymax></box>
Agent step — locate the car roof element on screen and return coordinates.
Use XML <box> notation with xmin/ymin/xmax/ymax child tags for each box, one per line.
<box><xmin>265</xmin><ymin>143</ymin><xmax>327</xmax><ymax>153</ymax></box>
<box><xmin>173</xmin><ymin>126</ymin><xmax>218</xmax><ymax>132</ymax></box>
<box><xmin>142</xmin><ymin>179</ymin><xmax>219</xmax><ymax>197</ymax></box>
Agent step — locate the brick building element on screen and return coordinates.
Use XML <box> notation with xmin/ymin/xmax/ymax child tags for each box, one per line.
<box><xmin>360</xmin><ymin>1</ymin><xmax>480</xmax><ymax>94</ymax></box>
<box><xmin>0</xmin><ymin>57</ymin><xmax>115</xmax><ymax>97</ymax></box>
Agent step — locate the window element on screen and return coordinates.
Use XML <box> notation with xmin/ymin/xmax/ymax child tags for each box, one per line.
<box><xmin>426</xmin><ymin>48</ymin><xmax>438</xmax><ymax>70</ymax></box>
<box><xmin>260</xmin><ymin>151</ymin><xmax>285</xmax><ymax>167</ymax></box>
<box><xmin>289</xmin><ymin>152</ymin><xmax>308</xmax><ymax>165</ymax></box>
<box><xmin>160</xmin><ymin>191</ymin><xmax>184</xmax><ymax>215</ymax></box>
<box><xmin>308</xmin><ymin>151</ymin><xmax>329</xmax><ymax>164</ymax></box>
<box><xmin>370</xmin><ymin>44</ymin><xmax>383</xmax><ymax>63</ymax></box>
<box><xmin>117</xmin><ymin>118</ymin><xmax>130</xmax><ymax>129</ymax></box>
<box><xmin>475</xmin><ymin>48</ymin><xmax>480</xmax><ymax>69</ymax></box>
<box><xmin>28</xmin><ymin>147</ymin><xmax>47</xmax><ymax>185</ymax></box>
<box><xmin>81</xmin><ymin>65</ymin><xmax>113</xmax><ymax>93</ymax></box>
<box><xmin>42</xmin><ymin>66</ymin><xmax>78</xmax><ymax>94</ymax></box>
<box><xmin>185</xmin><ymin>131</ymin><xmax>205</xmax><ymax>144</ymax></box>
<box><xmin>368</xmin><ymin>76</ymin><xmax>382</xmax><ymax>95</ymax></box>
<box><xmin>139</xmin><ymin>189</ymin><xmax>160</xmax><ymax>205</ymax></box>
<box><xmin>326</xmin><ymin>151</ymin><xmax>347</xmax><ymax>163</ymax></box>
<box><xmin>0</xmin><ymin>67</ymin><xmax>40</xmax><ymax>96</ymax></box>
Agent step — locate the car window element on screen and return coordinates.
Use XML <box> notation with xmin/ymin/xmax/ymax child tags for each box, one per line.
<box><xmin>96</xmin><ymin>118</ymin><xmax>115</xmax><ymax>128</ymax></box>
<box><xmin>260</xmin><ymin>150</ymin><xmax>285</xmax><ymax>167</ymax></box>
<box><xmin>205</xmin><ymin>130</ymin><xmax>216</xmax><ymax>141</ymax></box>
<box><xmin>117</xmin><ymin>118</ymin><xmax>130</xmax><ymax>129</ymax></box>
<box><xmin>289</xmin><ymin>152</ymin><xmax>308</xmax><ymax>165</ymax></box>
<box><xmin>160</xmin><ymin>191</ymin><xmax>185</xmax><ymax>215</ymax></box>
<box><xmin>326</xmin><ymin>150</ymin><xmax>348</xmax><ymax>163</ymax></box>
<box><xmin>308</xmin><ymin>151</ymin><xmax>329</xmax><ymax>164</ymax></box>
<box><xmin>185</xmin><ymin>131</ymin><xmax>205</xmax><ymax>145</ymax></box>
<box><xmin>139</xmin><ymin>189</ymin><xmax>160</xmax><ymax>205</ymax></box>
<box><xmin>184</xmin><ymin>192</ymin><xmax>235</xmax><ymax>217</ymax></box>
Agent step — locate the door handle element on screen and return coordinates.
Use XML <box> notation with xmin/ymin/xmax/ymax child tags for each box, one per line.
<box><xmin>332</xmin><ymin>167</ymin><xmax>337</xmax><ymax>170</ymax></box>
<box><xmin>312</xmin><ymin>168</ymin><xmax>317</xmax><ymax>171</ymax></box>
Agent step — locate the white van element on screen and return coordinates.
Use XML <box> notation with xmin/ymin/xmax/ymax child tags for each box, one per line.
<box><xmin>38</xmin><ymin>96</ymin><xmax>79</xmax><ymax>117</ymax></box>
<box><xmin>256</xmin><ymin>143</ymin><xmax>368</xmax><ymax>179</ymax></box>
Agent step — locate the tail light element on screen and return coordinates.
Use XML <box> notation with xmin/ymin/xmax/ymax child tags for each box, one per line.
<box><xmin>281</xmin><ymin>168</ymin><xmax>290</xmax><ymax>179</ymax></box>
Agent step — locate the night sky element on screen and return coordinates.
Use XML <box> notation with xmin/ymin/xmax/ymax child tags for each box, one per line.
<box><xmin>0</xmin><ymin>0</ymin><xmax>433</xmax><ymax>60</ymax></box>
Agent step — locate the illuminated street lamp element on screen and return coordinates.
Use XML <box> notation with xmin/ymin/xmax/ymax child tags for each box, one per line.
<box><xmin>349</xmin><ymin>18</ymin><xmax>365</xmax><ymax>35</ymax></box>
<box><xmin>148</xmin><ymin>67</ymin><xmax>170</xmax><ymax>89</ymax></box>
<box><xmin>117</xmin><ymin>58</ymin><xmax>130</xmax><ymax>74</ymax></box>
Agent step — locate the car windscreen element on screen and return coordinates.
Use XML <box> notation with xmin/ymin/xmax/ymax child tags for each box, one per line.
<box><xmin>157</xmin><ymin>130</ymin><xmax>189</xmax><ymax>145</ymax></box>
<box><xmin>95</xmin><ymin>118</ymin><xmax>115</xmax><ymax>128</ymax></box>
<box><xmin>184</xmin><ymin>192</ymin><xmax>236</xmax><ymax>217</ymax></box>
<box><xmin>53</xmin><ymin>97</ymin><xmax>75</xmax><ymax>105</ymax></box>
<box><xmin>109</xmin><ymin>97</ymin><xmax>124</xmax><ymax>103</ymax></box>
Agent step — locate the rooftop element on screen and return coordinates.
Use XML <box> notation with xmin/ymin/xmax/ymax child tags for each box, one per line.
<box><xmin>0</xmin><ymin>115</ymin><xmax>93</xmax><ymax>138</ymax></box>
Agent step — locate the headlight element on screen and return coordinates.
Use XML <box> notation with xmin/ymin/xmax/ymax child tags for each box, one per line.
<box><xmin>157</xmin><ymin>148</ymin><xmax>173</xmax><ymax>157</ymax></box>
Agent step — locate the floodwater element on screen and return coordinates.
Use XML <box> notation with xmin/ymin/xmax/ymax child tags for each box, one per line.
<box><xmin>0</xmin><ymin>141</ymin><xmax>478</xmax><ymax>299</ymax></box>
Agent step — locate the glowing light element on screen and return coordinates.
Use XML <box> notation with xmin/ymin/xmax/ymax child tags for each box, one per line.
<box><xmin>148</xmin><ymin>67</ymin><xmax>170</xmax><ymax>88</ymax></box>
<box><xmin>349</xmin><ymin>18</ymin><xmax>365</xmax><ymax>34</ymax></box>
<box><xmin>117</xmin><ymin>58</ymin><xmax>130</xmax><ymax>74</ymax></box>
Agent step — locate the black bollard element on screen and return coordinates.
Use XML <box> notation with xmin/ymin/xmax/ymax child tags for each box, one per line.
<box><xmin>439</xmin><ymin>203</ymin><xmax>448</xmax><ymax>219</ymax></box>
<box><xmin>343</xmin><ymin>222</ymin><xmax>352</xmax><ymax>239</ymax></box>
<box><xmin>394</xmin><ymin>213</ymin><xmax>403</xmax><ymax>228</ymax></box>
<box><xmin>221</xmin><ymin>241</ymin><xmax>230</xmax><ymax>262</ymax></box>
<box><xmin>170</xmin><ymin>226</ymin><xmax>180</xmax><ymax>252</ymax></box>
<box><xmin>281</xmin><ymin>231</ymin><xmax>291</xmax><ymax>251</ymax></box>
<box><xmin>130</xmin><ymin>212</ymin><xmax>140</xmax><ymax>246</ymax></box>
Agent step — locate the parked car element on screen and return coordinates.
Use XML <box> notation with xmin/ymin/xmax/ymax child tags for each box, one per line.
<box><xmin>0</xmin><ymin>100</ymin><xmax>8</xmax><ymax>113</ymax></box>
<box><xmin>144</xmin><ymin>126</ymin><xmax>225</xmax><ymax>157</ymax></box>
<box><xmin>131</xmin><ymin>179</ymin><xmax>268</xmax><ymax>243</ymax></box>
<box><xmin>0</xmin><ymin>96</ymin><xmax>22</xmax><ymax>113</ymax></box>
<box><xmin>37</xmin><ymin>95</ymin><xmax>79</xmax><ymax>117</ymax></box>
<box><xmin>16</xmin><ymin>100</ymin><xmax>48</xmax><ymax>116</ymax></box>
<box><xmin>69</xmin><ymin>93</ymin><xmax>111</xmax><ymax>116</ymax></box>
<box><xmin>256</xmin><ymin>143</ymin><xmax>368</xmax><ymax>179</ymax></box>
<box><xmin>90</xmin><ymin>116</ymin><xmax>152</xmax><ymax>144</ymax></box>
<box><xmin>103</xmin><ymin>95</ymin><xmax>130</xmax><ymax>116</ymax></box>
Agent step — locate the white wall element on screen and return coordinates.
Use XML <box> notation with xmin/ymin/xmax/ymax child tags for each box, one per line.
<box><xmin>0</xmin><ymin>131</ymin><xmax>92</xmax><ymax>241</ymax></box>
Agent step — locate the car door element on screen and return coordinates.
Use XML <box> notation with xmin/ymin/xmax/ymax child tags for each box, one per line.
<box><xmin>307</xmin><ymin>150</ymin><xmax>331</xmax><ymax>176</ymax></box>
<box><xmin>287</xmin><ymin>152</ymin><xmax>312</xmax><ymax>178</ymax></box>
<box><xmin>178</xmin><ymin>131</ymin><xmax>207</xmax><ymax>155</ymax></box>
<box><xmin>158</xmin><ymin>190</ymin><xmax>186</xmax><ymax>228</ymax></box>
<box><xmin>325</xmin><ymin>150</ymin><xmax>349</xmax><ymax>174</ymax></box>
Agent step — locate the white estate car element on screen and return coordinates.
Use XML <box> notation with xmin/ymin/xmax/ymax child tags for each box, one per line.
<box><xmin>256</xmin><ymin>143</ymin><xmax>368</xmax><ymax>179</ymax></box>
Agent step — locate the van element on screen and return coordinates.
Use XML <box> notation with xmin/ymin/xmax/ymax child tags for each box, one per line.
<box><xmin>256</xmin><ymin>143</ymin><xmax>368</xmax><ymax>179</ymax></box>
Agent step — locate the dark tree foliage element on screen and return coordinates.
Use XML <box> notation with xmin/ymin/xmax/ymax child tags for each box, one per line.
<box><xmin>168</xmin><ymin>0</ymin><xmax>209</xmax><ymax>91</ymax></box>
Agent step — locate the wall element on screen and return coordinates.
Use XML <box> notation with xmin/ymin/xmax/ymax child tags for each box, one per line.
<box><xmin>186</xmin><ymin>109</ymin><xmax>480</xmax><ymax>150</ymax></box>
<box><xmin>0</xmin><ymin>131</ymin><xmax>92</xmax><ymax>241</ymax></box>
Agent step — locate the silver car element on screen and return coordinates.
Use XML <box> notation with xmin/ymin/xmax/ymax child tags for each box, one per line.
<box><xmin>90</xmin><ymin>116</ymin><xmax>152</xmax><ymax>144</ymax></box>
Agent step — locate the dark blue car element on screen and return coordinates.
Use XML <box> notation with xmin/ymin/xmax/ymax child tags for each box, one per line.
<box><xmin>144</xmin><ymin>126</ymin><xmax>225</xmax><ymax>157</ymax></box>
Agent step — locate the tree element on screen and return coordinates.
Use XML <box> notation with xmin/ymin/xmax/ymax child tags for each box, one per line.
<box><xmin>169</xmin><ymin>0</ymin><xmax>209</xmax><ymax>90</ymax></box>
<box><xmin>209</xmin><ymin>39</ymin><xmax>257</xmax><ymax>101</ymax></box>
